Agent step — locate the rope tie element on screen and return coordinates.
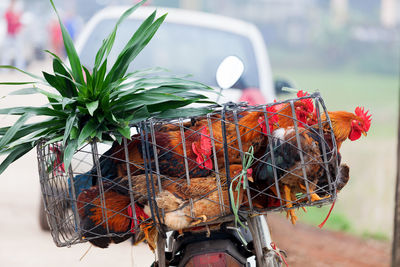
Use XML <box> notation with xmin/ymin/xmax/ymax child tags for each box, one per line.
<box><xmin>270</xmin><ymin>242</ymin><xmax>289</xmax><ymax>267</ymax></box>
<box><xmin>229</xmin><ymin>146</ymin><xmax>255</xmax><ymax>229</ymax></box>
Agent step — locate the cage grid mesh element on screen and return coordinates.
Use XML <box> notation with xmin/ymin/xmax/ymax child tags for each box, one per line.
<box><xmin>37</xmin><ymin>92</ymin><xmax>340</xmax><ymax>247</ymax></box>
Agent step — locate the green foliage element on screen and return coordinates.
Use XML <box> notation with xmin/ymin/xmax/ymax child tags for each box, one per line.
<box><xmin>362</xmin><ymin>231</ymin><xmax>389</xmax><ymax>241</ymax></box>
<box><xmin>0</xmin><ymin>0</ymin><xmax>215</xmax><ymax>174</ymax></box>
<box><xmin>297</xmin><ymin>206</ymin><xmax>352</xmax><ymax>232</ymax></box>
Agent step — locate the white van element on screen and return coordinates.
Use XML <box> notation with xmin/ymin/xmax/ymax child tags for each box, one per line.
<box><xmin>74</xmin><ymin>6</ymin><xmax>277</xmax><ymax>104</ymax></box>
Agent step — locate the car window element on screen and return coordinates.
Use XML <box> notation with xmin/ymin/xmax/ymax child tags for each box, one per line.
<box><xmin>79</xmin><ymin>18</ymin><xmax>260</xmax><ymax>89</ymax></box>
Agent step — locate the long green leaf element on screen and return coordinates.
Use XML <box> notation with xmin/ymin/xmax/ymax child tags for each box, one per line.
<box><xmin>111</xmin><ymin>92</ymin><xmax>186</xmax><ymax>112</ymax></box>
<box><xmin>129</xmin><ymin>105</ymin><xmax>149</xmax><ymax>125</ymax></box>
<box><xmin>43</xmin><ymin>71</ymin><xmax>68</xmax><ymax>97</ymax></box>
<box><xmin>129</xmin><ymin>77</ymin><xmax>214</xmax><ymax>91</ymax></box>
<box><xmin>125</xmin><ymin>67</ymin><xmax>169</xmax><ymax>78</ymax></box>
<box><xmin>99</xmin><ymin>91</ymin><xmax>110</xmax><ymax>113</ymax></box>
<box><xmin>106</xmin><ymin>10</ymin><xmax>157</xmax><ymax>83</ymax></box>
<box><xmin>156</xmin><ymin>107</ymin><xmax>212</xmax><ymax>119</ymax></box>
<box><xmin>0</xmin><ymin>142</ymin><xmax>34</xmax><ymax>175</ymax></box>
<box><xmin>0</xmin><ymin>119</ymin><xmax>65</xmax><ymax>143</ymax></box>
<box><xmin>117</xmin><ymin>126</ymin><xmax>131</xmax><ymax>139</ymax></box>
<box><xmin>86</xmin><ymin>100</ymin><xmax>99</xmax><ymax>116</ymax></box>
<box><xmin>77</xmin><ymin>119</ymin><xmax>98</xmax><ymax>146</ymax></box>
<box><xmin>52</xmin><ymin>72</ymin><xmax>87</xmax><ymax>95</ymax></box>
<box><xmin>53</xmin><ymin>58</ymin><xmax>77</xmax><ymax>97</ymax></box>
<box><xmin>0</xmin><ymin>113</ymin><xmax>33</xmax><ymax>148</ymax></box>
<box><xmin>50</xmin><ymin>0</ymin><xmax>84</xmax><ymax>84</ymax></box>
<box><xmin>8</xmin><ymin>87</ymin><xmax>39</xmax><ymax>95</ymax></box>
<box><xmin>36</xmin><ymin>88</ymin><xmax>63</xmax><ymax>102</ymax></box>
<box><xmin>83</xmin><ymin>66</ymin><xmax>94</xmax><ymax>96</ymax></box>
<box><xmin>0</xmin><ymin>106</ymin><xmax>67</xmax><ymax>117</ymax></box>
<box><xmin>0</xmin><ymin>81</ymin><xmax>36</xmax><ymax>85</ymax></box>
<box><xmin>0</xmin><ymin>65</ymin><xmax>45</xmax><ymax>81</ymax></box>
<box><xmin>93</xmin><ymin>59</ymin><xmax>107</xmax><ymax>91</ymax></box>
<box><xmin>120</xmin><ymin>10</ymin><xmax>157</xmax><ymax>55</ymax></box>
<box><xmin>147</xmin><ymin>99</ymin><xmax>197</xmax><ymax>113</ymax></box>
<box><xmin>94</xmin><ymin>0</ymin><xmax>146</xmax><ymax>69</ymax></box>
<box><xmin>44</xmin><ymin>50</ymin><xmax>67</xmax><ymax>66</ymax></box>
<box><xmin>63</xmin><ymin>139</ymin><xmax>78</xmax><ymax>170</ymax></box>
<box><xmin>63</xmin><ymin>113</ymin><xmax>77</xmax><ymax>146</ymax></box>
<box><xmin>61</xmin><ymin>98</ymin><xmax>76</xmax><ymax>109</ymax></box>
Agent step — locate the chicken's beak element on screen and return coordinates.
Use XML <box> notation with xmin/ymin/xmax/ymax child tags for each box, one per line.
<box><xmin>362</xmin><ymin>131</ymin><xmax>367</xmax><ymax>137</ymax></box>
<box><xmin>306</xmin><ymin>113</ymin><xmax>314</xmax><ymax>122</ymax></box>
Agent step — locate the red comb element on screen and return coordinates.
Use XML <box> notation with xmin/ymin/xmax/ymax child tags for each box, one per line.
<box><xmin>258</xmin><ymin>106</ymin><xmax>278</xmax><ymax>134</ymax></box>
<box><xmin>355</xmin><ymin>106</ymin><xmax>372</xmax><ymax>132</ymax></box>
<box><xmin>297</xmin><ymin>90</ymin><xmax>314</xmax><ymax>112</ymax></box>
<box><xmin>266</xmin><ymin>105</ymin><xmax>279</xmax><ymax>124</ymax></box>
<box><xmin>297</xmin><ymin>90</ymin><xmax>310</xmax><ymax>98</ymax></box>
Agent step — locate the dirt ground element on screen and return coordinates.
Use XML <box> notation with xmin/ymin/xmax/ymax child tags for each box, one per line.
<box><xmin>267</xmin><ymin>214</ymin><xmax>391</xmax><ymax>267</ymax></box>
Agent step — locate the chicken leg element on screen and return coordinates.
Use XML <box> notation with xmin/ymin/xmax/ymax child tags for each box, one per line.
<box><xmin>283</xmin><ymin>185</ymin><xmax>297</xmax><ymax>225</ymax></box>
<box><xmin>270</xmin><ymin>186</ymin><xmax>306</xmax><ymax>213</ymax></box>
<box><xmin>299</xmin><ymin>183</ymin><xmax>329</xmax><ymax>202</ymax></box>
<box><xmin>190</xmin><ymin>215</ymin><xmax>208</xmax><ymax>226</ymax></box>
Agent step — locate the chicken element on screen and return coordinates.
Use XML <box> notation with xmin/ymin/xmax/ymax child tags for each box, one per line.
<box><xmin>254</xmin><ymin>127</ymin><xmax>324</xmax><ymax>224</ymax></box>
<box><xmin>76</xmin><ymin>181</ymin><xmax>150</xmax><ymax>249</ymax></box>
<box><xmin>253</xmin><ymin>106</ymin><xmax>372</xmax><ymax>224</ymax></box>
<box><xmin>156</xmin><ymin>166</ymin><xmax>252</xmax><ymax>230</ymax></box>
<box><xmin>315</xmin><ymin>106</ymin><xmax>372</xmax><ymax>151</ymax></box>
<box><xmin>309</xmin><ymin>106</ymin><xmax>372</xmax><ymax>195</ymax></box>
<box><xmin>273</xmin><ymin>90</ymin><xmax>315</xmax><ymax>128</ymax></box>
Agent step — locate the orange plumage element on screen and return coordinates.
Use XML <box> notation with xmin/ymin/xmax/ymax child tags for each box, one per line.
<box><xmin>313</xmin><ymin>106</ymin><xmax>372</xmax><ymax>150</ymax></box>
<box><xmin>77</xmin><ymin>185</ymin><xmax>132</xmax><ymax>248</ymax></box>
<box><xmin>76</xmin><ymin>182</ymin><xmax>151</xmax><ymax>248</ymax></box>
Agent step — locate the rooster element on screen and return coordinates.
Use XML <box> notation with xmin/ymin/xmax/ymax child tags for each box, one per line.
<box><xmin>253</xmin><ymin>106</ymin><xmax>371</xmax><ymax>224</ymax></box>
<box><xmin>309</xmin><ymin>106</ymin><xmax>372</xmax><ymax>195</ymax></box>
<box><xmin>76</xmin><ymin>181</ymin><xmax>151</xmax><ymax>249</ymax></box>
<box><xmin>254</xmin><ymin>127</ymin><xmax>324</xmax><ymax>224</ymax></box>
<box><xmin>316</xmin><ymin>106</ymin><xmax>372</xmax><ymax>150</ymax></box>
<box><xmin>156</xmin><ymin>166</ymin><xmax>252</xmax><ymax>230</ymax></box>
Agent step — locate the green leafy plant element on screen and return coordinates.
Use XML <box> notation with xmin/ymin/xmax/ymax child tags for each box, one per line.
<box><xmin>0</xmin><ymin>0</ymin><xmax>215</xmax><ymax>174</ymax></box>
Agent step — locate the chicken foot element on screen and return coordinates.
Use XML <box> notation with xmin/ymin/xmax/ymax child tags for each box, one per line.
<box><xmin>299</xmin><ymin>183</ymin><xmax>330</xmax><ymax>202</ymax></box>
<box><xmin>283</xmin><ymin>185</ymin><xmax>297</xmax><ymax>225</ymax></box>
<box><xmin>190</xmin><ymin>215</ymin><xmax>208</xmax><ymax>226</ymax></box>
<box><xmin>270</xmin><ymin>186</ymin><xmax>306</xmax><ymax>213</ymax></box>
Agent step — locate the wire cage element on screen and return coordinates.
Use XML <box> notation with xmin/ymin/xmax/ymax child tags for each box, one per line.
<box><xmin>37</xmin><ymin>92</ymin><xmax>340</xmax><ymax>247</ymax></box>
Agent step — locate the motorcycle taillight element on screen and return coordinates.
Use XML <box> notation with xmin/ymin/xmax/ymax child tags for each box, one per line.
<box><xmin>185</xmin><ymin>252</ymin><xmax>243</xmax><ymax>267</ymax></box>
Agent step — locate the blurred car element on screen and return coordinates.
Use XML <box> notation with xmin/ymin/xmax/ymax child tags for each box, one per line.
<box><xmin>74</xmin><ymin>5</ymin><xmax>277</xmax><ymax>104</ymax></box>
